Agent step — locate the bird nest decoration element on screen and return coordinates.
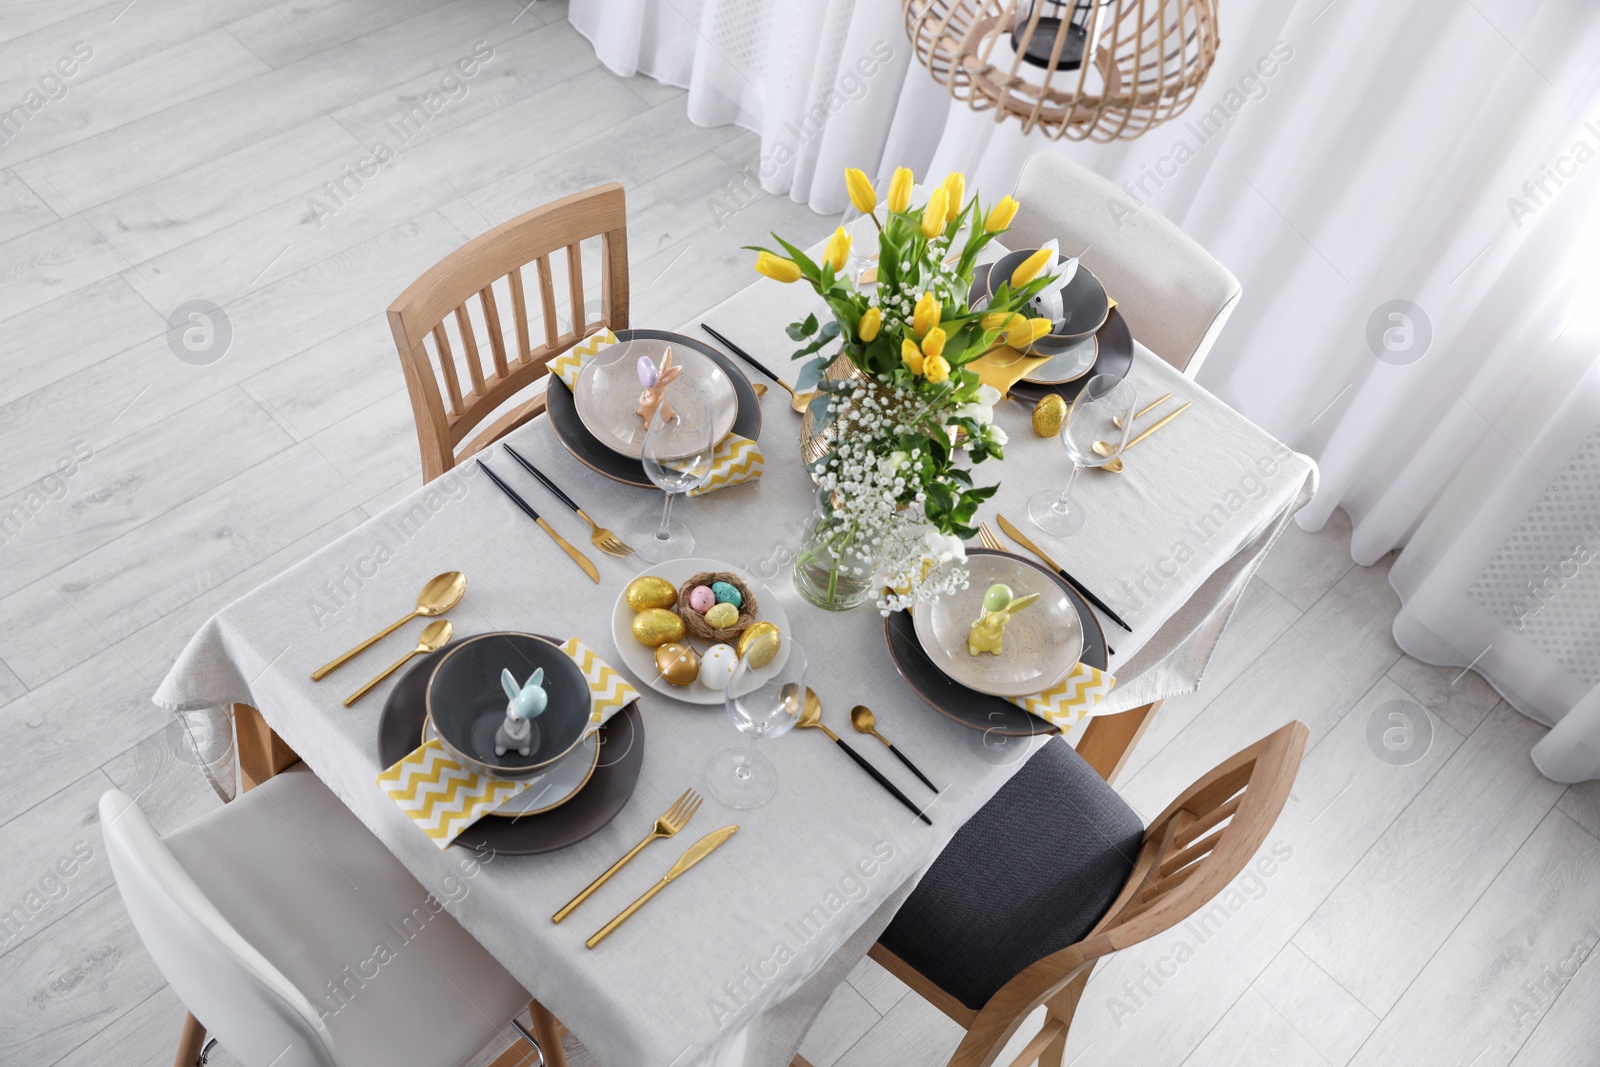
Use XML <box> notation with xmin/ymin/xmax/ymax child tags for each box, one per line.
<box><xmin>902</xmin><ymin>0</ymin><xmax>1220</xmax><ymax>140</ymax></box>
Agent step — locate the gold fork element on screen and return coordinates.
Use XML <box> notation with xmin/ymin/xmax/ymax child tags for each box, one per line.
<box><xmin>552</xmin><ymin>788</ymin><xmax>702</xmax><ymax>922</ymax></box>
<box><xmin>978</xmin><ymin>521</ymin><xmax>1007</xmax><ymax>553</ymax></box>
<box><xmin>502</xmin><ymin>443</ymin><xmax>633</xmax><ymax>557</ymax></box>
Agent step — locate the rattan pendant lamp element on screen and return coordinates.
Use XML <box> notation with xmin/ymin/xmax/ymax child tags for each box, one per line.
<box><xmin>902</xmin><ymin>0</ymin><xmax>1220</xmax><ymax>140</ymax></box>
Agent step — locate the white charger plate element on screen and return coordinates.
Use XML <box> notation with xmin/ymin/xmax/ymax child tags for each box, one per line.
<box><xmin>609</xmin><ymin>557</ymin><xmax>791</xmax><ymax>706</ymax></box>
<box><xmin>573</xmin><ymin>337</ymin><xmax>738</xmax><ymax>460</ymax></box>
<box><xmin>911</xmin><ymin>553</ymin><xmax>1083</xmax><ymax>698</ymax></box>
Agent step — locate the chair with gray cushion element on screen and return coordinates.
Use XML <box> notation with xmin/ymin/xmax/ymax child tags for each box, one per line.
<box><xmin>1006</xmin><ymin>151</ymin><xmax>1242</xmax><ymax>377</ymax></box>
<box><xmin>863</xmin><ymin>720</ymin><xmax>1307</xmax><ymax>1067</ymax></box>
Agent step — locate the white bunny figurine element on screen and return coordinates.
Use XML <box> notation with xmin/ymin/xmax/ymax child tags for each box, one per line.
<box><xmin>494</xmin><ymin>667</ymin><xmax>548</xmax><ymax>757</ymax></box>
<box><xmin>1027</xmin><ymin>239</ymin><xmax>1080</xmax><ymax>329</ymax></box>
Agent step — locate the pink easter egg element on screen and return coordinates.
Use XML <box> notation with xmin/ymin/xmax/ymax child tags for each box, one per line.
<box><xmin>689</xmin><ymin>585</ymin><xmax>716</xmax><ymax>613</ymax></box>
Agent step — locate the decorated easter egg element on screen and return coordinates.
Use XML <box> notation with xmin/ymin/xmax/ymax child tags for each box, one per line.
<box><xmin>983</xmin><ymin>583</ymin><xmax>1014</xmax><ymax>611</ymax></box>
<box><xmin>688</xmin><ymin>585</ymin><xmax>716</xmax><ymax>613</ymax></box>
<box><xmin>654</xmin><ymin>642</ymin><xmax>700</xmax><ymax>686</ymax></box>
<box><xmin>704</xmin><ymin>602</ymin><xmax>740</xmax><ymax>629</ymax></box>
<box><xmin>1032</xmin><ymin>393</ymin><xmax>1067</xmax><ymax>438</ymax></box>
<box><xmin>632</xmin><ymin>607</ymin><xmax>685</xmax><ymax>647</ymax></box>
<box><xmin>710</xmin><ymin>581</ymin><xmax>743</xmax><ymax>608</ymax></box>
<box><xmin>698</xmin><ymin>643</ymin><xmax>739</xmax><ymax>689</ymax></box>
<box><xmin>625</xmin><ymin>576</ymin><xmax>678</xmax><ymax>612</ymax></box>
<box><xmin>737</xmin><ymin>622</ymin><xmax>782</xmax><ymax>667</ymax></box>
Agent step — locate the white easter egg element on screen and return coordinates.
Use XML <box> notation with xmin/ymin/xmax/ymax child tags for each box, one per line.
<box><xmin>698</xmin><ymin>643</ymin><xmax>739</xmax><ymax>690</ymax></box>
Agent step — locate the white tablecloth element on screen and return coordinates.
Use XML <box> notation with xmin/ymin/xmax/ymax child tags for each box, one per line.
<box><xmin>155</xmin><ymin>268</ymin><xmax>1315</xmax><ymax>1066</ymax></box>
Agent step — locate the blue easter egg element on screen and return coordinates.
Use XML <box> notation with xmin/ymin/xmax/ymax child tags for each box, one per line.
<box><xmin>711</xmin><ymin>581</ymin><xmax>743</xmax><ymax>608</ymax></box>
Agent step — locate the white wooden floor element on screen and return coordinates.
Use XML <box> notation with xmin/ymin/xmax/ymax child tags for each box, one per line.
<box><xmin>2</xmin><ymin>3</ymin><xmax>1597</xmax><ymax>1066</ymax></box>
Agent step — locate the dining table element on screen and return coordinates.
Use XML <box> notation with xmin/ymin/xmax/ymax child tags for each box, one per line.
<box><xmin>154</xmin><ymin>230</ymin><xmax>1317</xmax><ymax>1067</ymax></box>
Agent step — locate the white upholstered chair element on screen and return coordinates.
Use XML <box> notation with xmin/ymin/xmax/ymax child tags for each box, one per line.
<box><xmin>1007</xmin><ymin>152</ymin><xmax>1242</xmax><ymax>377</ymax></box>
<box><xmin>101</xmin><ymin>764</ymin><xmax>543</xmax><ymax>1067</ymax></box>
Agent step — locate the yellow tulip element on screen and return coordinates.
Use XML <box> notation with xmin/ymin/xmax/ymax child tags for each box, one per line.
<box><xmin>901</xmin><ymin>338</ymin><xmax>925</xmax><ymax>375</ymax></box>
<box><xmin>887</xmin><ymin>167</ymin><xmax>913</xmax><ymax>213</ymax></box>
<box><xmin>755</xmin><ymin>251</ymin><xmax>802</xmax><ymax>283</ymax></box>
<box><xmin>1004</xmin><ymin>313</ymin><xmax>1033</xmax><ymax>348</ymax></box>
<box><xmin>921</xmin><ymin>189</ymin><xmax>948</xmax><ymax>239</ymax></box>
<box><xmin>921</xmin><ymin>327</ymin><xmax>947</xmax><ymax>360</ymax></box>
<box><xmin>858</xmin><ymin>306</ymin><xmax>881</xmax><ymax>342</ymax></box>
<box><xmin>942</xmin><ymin>172</ymin><xmax>965</xmax><ymax>222</ymax></box>
<box><xmin>924</xmin><ymin>353</ymin><xmax>951</xmax><ymax>384</ymax></box>
<box><xmin>824</xmin><ymin>227</ymin><xmax>851</xmax><ymax>272</ymax></box>
<box><xmin>981</xmin><ymin>311</ymin><xmax>1010</xmax><ymax>332</ymax></box>
<box><xmin>1027</xmin><ymin>317</ymin><xmax>1054</xmax><ymax>343</ymax></box>
<box><xmin>913</xmin><ymin>292</ymin><xmax>941</xmax><ymax>337</ymax></box>
<box><xmin>844</xmin><ymin>168</ymin><xmax>877</xmax><ymax>214</ymax></box>
<box><xmin>1010</xmin><ymin>247</ymin><xmax>1053</xmax><ymax>287</ymax></box>
<box><xmin>985</xmin><ymin>195</ymin><xmax>1019</xmax><ymax>233</ymax></box>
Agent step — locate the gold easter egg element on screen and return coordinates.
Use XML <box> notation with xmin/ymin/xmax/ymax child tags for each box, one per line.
<box><xmin>737</xmin><ymin>622</ymin><xmax>782</xmax><ymax>667</ymax></box>
<box><xmin>654</xmin><ymin>642</ymin><xmax>700</xmax><ymax>686</ymax></box>
<box><xmin>1032</xmin><ymin>394</ymin><xmax>1067</xmax><ymax>438</ymax></box>
<box><xmin>632</xmin><ymin>607</ymin><xmax>685</xmax><ymax>647</ymax></box>
<box><xmin>625</xmin><ymin>575</ymin><xmax>678</xmax><ymax>612</ymax></box>
<box><xmin>704</xmin><ymin>602</ymin><xmax>740</xmax><ymax>629</ymax></box>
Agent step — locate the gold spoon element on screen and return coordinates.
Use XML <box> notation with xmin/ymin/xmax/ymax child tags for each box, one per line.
<box><xmin>799</xmin><ymin>691</ymin><xmax>931</xmax><ymax>823</ymax></box>
<box><xmin>311</xmin><ymin>571</ymin><xmax>465</xmax><ymax>680</ymax></box>
<box><xmin>1113</xmin><ymin>392</ymin><xmax>1173</xmax><ymax>430</ymax></box>
<box><xmin>774</xmin><ymin>378</ymin><xmax>816</xmax><ymax>413</ymax></box>
<box><xmin>343</xmin><ymin>619</ymin><xmax>452</xmax><ymax>706</ymax></box>
<box><xmin>1094</xmin><ymin>402</ymin><xmax>1192</xmax><ymax>474</ymax></box>
<box><xmin>752</xmin><ymin>382</ymin><xmax>768</xmax><ymax>397</ymax></box>
<box><xmin>849</xmin><ymin>705</ymin><xmax>938</xmax><ymax>791</ymax></box>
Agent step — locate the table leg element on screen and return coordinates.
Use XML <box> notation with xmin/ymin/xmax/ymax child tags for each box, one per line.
<box><xmin>173</xmin><ymin>1012</ymin><xmax>206</xmax><ymax>1066</ymax></box>
<box><xmin>233</xmin><ymin>703</ymin><xmax>300</xmax><ymax>792</ymax></box>
<box><xmin>1076</xmin><ymin>700</ymin><xmax>1160</xmax><ymax>785</ymax></box>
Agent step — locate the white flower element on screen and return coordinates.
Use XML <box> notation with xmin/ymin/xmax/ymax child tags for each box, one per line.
<box><xmin>955</xmin><ymin>384</ymin><xmax>1002</xmax><ymax>425</ymax></box>
<box><xmin>922</xmin><ymin>530</ymin><xmax>966</xmax><ymax>564</ymax></box>
<box><xmin>984</xmin><ymin>424</ymin><xmax>1008</xmax><ymax>449</ymax></box>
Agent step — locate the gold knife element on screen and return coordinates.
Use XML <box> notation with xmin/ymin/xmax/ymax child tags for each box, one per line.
<box><xmin>1121</xmin><ymin>401</ymin><xmax>1192</xmax><ymax>454</ymax></box>
<box><xmin>997</xmin><ymin>515</ymin><xmax>1133</xmax><ymax>633</ymax></box>
<box><xmin>536</xmin><ymin>516</ymin><xmax>601</xmax><ymax>584</ymax></box>
<box><xmin>586</xmin><ymin>825</ymin><xmax>738</xmax><ymax>948</ymax></box>
<box><xmin>476</xmin><ymin>459</ymin><xmax>600</xmax><ymax>583</ymax></box>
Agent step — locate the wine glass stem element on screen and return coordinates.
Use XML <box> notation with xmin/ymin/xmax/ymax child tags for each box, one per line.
<box><xmin>656</xmin><ymin>491</ymin><xmax>676</xmax><ymax>541</ymax></box>
<box><xmin>1053</xmin><ymin>462</ymin><xmax>1082</xmax><ymax>516</ymax></box>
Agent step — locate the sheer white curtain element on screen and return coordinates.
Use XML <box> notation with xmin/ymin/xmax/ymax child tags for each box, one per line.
<box><xmin>568</xmin><ymin>0</ymin><xmax>1600</xmax><ymax>778</ymax></box>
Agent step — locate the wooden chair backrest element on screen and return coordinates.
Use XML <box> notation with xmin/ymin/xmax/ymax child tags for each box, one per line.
<box><xmin>944</xmin><ymin>720</ymin><xmax>1309</xmax><ymax>1067</ymax></box>
<box><xmin>387</xmin><ymin>183</ymin><xmax>629</xmax><ymax>481</ymax></box>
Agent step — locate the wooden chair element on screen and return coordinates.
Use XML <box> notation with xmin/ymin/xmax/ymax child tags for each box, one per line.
<box><xmin>856</xmin><ymin>720</ymin><xmax>1308</xmax><ymax>1067</ymax></box>
<box><xmin>387</xmin><ymin>183</ymin><xmax>630</xmax><ymax>482</ymax></box>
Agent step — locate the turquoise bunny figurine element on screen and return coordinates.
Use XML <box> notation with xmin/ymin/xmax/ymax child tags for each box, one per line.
<box><xmin>494</xmin><ymin>668</ymin><xmax>547</xmax><ymax>757</ymax></box>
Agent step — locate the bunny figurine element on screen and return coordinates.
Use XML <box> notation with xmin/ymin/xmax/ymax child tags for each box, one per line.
<box><xmin>494</xmin><ymin>667</ymin><xmax>548</xmax><ymax>757</ymax></box>
<box><xmin>968</xmin><ymin>584</ymin><xmax>1041</xmax><ymax>656</ymax></box>
<box><xmin>636</xmin><ymin>347</ymin><xmax>682</xmax><ymax>427</ymax></box>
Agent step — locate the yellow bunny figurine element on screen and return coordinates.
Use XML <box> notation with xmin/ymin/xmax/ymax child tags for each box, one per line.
<box><xmin>968</xmin><ymin>583</ymin><xmax>1040</xmax><ymax>656</ymax></box>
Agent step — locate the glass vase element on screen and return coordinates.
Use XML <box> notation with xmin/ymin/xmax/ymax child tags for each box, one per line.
<box><xmin>792</xmin><ymin>495</ymin><xmax>878</xmax><ymax>611</ymax></box>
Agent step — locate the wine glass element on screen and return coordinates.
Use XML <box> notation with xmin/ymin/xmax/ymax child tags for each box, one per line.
<box><xmin>1027</xmin><ymin>374</ymin><xmax>1137</xmax><ymax>537</ymax></box>
<box><xmin>706</xmin><ymin>641</ymin><xmax>806</xmax><ymax>809</ymax></box>
<box><xmin>637</xmin><ymin>393</ymin><xmax>716</xmax><ymax>563</ymax></box>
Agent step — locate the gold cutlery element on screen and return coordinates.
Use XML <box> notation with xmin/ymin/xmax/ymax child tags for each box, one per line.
<box><xmin>311</xmin><ymin>571</ymin><xmax>465</xmax><ymax>680</ymax></box>
<box><xmin>699</xmin><ymin>323</ymin><xmax>814</xmax><ymax>413</ymax></box>
<box><xmin>1113</xmin><ymin>392</ymin><xmax>1173</xmax><ymax>429</ymax></box>
<box><xmin>586</xmin><ymin>824</ymin><xmax>739</xmax><ymax>948</ymax></box>
<box><xmin>798</xmin><ymin>690</ymin><xmax>931</xmax><ymax>824</ymax></box>
<box><xmin>502</xmin><ymin>444</ymin><xmax>633</xmax><ymax>558</ymax></box>
<box><xmin>752</xmin><ymin>382</ymin><xmax>768</xmax><ymax>397</ymax></box>
<box><xmin>476</xmin><ymin>459</ymin><xmax>600</xmax><ymax>582</ymax></box>
<box><xmin>849</xmin><ymin>706</ymin><xmax>938</xmax><ymax>792</ymax></box>
<box><xmin>553</xmin><ymin>788</ymin><xmax>703</xmax><ymax>923</ymax></box>
<box><xmin>343</xmin><ymin>619</ymin><xmax>452</xmax><ymax>706</ymax></box>
<box><xmin>995</xmin><ymin>515</ymin><xmax>1132</xmax><ymax>635</ymax></box>
<box><xmin>1094</xmin><ymin>401</ymin><xmax>1192</xmax><ymax>472</ymax></box>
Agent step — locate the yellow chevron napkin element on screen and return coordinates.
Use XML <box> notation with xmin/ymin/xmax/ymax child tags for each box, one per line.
<box><xmin>377</xmin><ymin>638</ymin><xmax>638</xmax><ymax>848</ymax></box>
<box><xmin>687</xmin><ymin>433</ymin><xmax>762</xmax><ymax>496</ymax></box>
<box><xmin>549</xmin><ymin>328</ymin><xmax>620</xmax><ymax>389</ymax></box>
<box><xmin>1010</xmin><ymin>663</ymin><xmax>1116</xmax><ymax>732</ymax></box>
